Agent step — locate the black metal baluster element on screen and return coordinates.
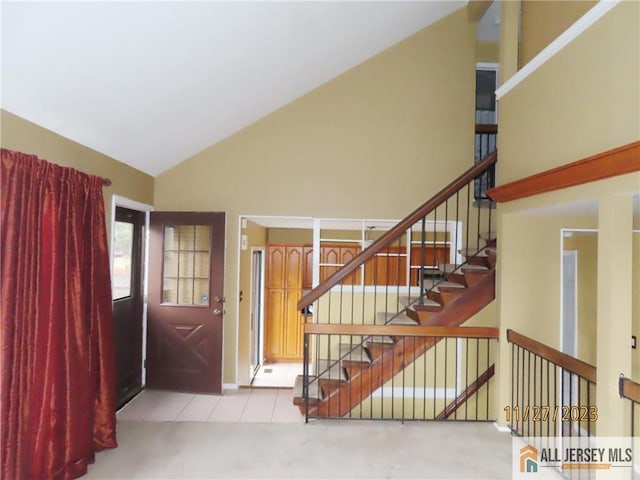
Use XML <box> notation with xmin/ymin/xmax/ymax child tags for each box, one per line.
<box><xmin>486</xmin><ymin>338</ymin><xmax>490</xmax><ymax>420</ymax></box>
<box><xmin>465</xmin><ymin>337</ymin><xmax>469</xmax><ymax>420</ymax></box>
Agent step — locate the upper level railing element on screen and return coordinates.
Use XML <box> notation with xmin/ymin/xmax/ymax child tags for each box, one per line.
<box><xmin>474</xmin><ymin>124</ymin><xmax>497</xmax><ymax>200</ymax></box>
<box><xmin>506</xmin><ymin>329</ymin><xmax>597</xmax><ymax>438</ymax></box>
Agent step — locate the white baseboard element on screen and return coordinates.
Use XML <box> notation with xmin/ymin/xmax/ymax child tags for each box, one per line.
<box><xmin>223</xmin><ymin>383</ymin><xmax>239</xmax><ymax>390</ymax></box>
<box><xmin>493</xmin><ymin>422</ymin><xmax>512</xmax><ymax>433</ymax></box>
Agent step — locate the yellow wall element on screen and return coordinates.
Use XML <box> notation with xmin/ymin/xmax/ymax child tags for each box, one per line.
<box><xmin>563</xmin><ymin>232</ymin><xmax>598</xmax><ymax>366</ymax></box>
<box><xmin>519</xmin><ymin>1</ymin><xmax>597</xmax><ymax>67</ymax></box>
<box><xmin>154</xmin><ymin>8</ymin><xmax>478</xmax><ymax>384</ymax></box>
<box><xmin>268</xmin><ymin>228</ymin><xmax>313</xmax><ymax>245</ymax></box>
<box><xmin>1</xmin><ymin>110</ymin><xmax>154</xmax><ymax>242</ymax></box>
<box><xmin>499</xmin><ymin>1</ymin><xmax>640</xmax><ymax>184</ymax></box>
<box><xmin>477</xmin><ymin>41</ymin><xmax>499</xmax><ymax>63</ymax></box>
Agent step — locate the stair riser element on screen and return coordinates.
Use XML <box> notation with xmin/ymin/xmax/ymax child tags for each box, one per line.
<box><xmin>427</xmin><ymin>289</ymin><xmax>463</xmax><ymax>305</ymax></box>
<box><xmin>445</xmin><ymin>272</ymin><xmax>467</xmax><ymax>285</ymax></box>
<box><xmin>462</xmin><ymin>270</ymin><xmax>488</xmax><ymax>287</ymax></box>
<box><xmin>466</xmin><ymin>256</ymin><xmax>489</xmax><ymax>267</ymax></box>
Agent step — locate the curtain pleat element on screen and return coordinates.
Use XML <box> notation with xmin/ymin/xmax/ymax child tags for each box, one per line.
<box><xmin>1</xmin><ymin>149</ymin><xmax>117</xmax><ymax>480</ymax></box>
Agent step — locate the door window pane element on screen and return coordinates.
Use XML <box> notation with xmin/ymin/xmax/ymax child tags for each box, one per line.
<box><xmin>162</xmin><ymin>225</ymin><xmax>211</xmax><ymax>305</ymax></box>
<box><xmin>113</xmin><ymin>221</ymin><xmax>134</xmax><ymax>299</ymax></box>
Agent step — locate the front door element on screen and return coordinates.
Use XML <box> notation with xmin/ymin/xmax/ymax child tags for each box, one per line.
<box><xmin>112</xmin><ymin>206</ymin><xmax>145</xmax><ymax>408</ymax></box>
<box><xmin>147</xmin><ymin>212</ymin><xmax>225</xmax><ymax>394</ymax></box>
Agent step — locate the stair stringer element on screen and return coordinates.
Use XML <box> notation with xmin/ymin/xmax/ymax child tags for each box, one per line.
<box><xmin>308</xmin><ymin>269</ymin><xmax>496</xmax><ymax>418</ymax></box>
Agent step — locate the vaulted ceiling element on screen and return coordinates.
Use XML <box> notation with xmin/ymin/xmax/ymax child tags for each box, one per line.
<box><xmin>2</xmin><ymin>1</ymin><xmax>477</xmax><ymax>176</ymax></box>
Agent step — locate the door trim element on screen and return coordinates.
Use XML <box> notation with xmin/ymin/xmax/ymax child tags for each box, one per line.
<box><xmin>111</xmin><ymin>195</ymin><xmax>153</xmax><ymax>386</ymax></box>
<box><xmin>249</xmin><ymin>247</ymin><xmax>265</xmax><ymax>382</ymax></box>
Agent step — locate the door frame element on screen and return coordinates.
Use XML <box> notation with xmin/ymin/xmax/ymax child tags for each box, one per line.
<box><xmin>110</xmin><ymin>195</ymin><xmax>153</xmax><ymax>387</ymax></box>
<box><xmin>249</xmin><ymin>247</ymin><xmax>266</xmax><ymax>382</ymax></box>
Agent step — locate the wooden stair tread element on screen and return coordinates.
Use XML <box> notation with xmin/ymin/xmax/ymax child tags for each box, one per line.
<box><xmin>398</xmin><ymin>295</ymin><xmax>420</xmax><ymax>307</ymax></box>
<box><xmin>438</xmin><ymin>263</ymin><xmax>489</xmax><ymax>274</ymax></box>
<box><xmin>434</xmin><ymin>281</ymin><xmax>466</xmax><ymax>291</ymax></box>
<box><xmin>317</xmin><ymin>360</ymin><xmax>347</xmax><ymax>382</ymax></box>
<box><xmin>375</xmin><ymin>312</ymin><xmax>418</xmax><ymax>326</ymax></box>
<box><xmin>411</xmin><ymin>298</ymin><xmax>442</xmax><ymax>311</ymax></box>
<box><xmin>293</xmin><ymin>375</ymin><xmax>322</xmax><ymax>404</ymax></box>
<box><xmin>339</xmin><ymin>344</ymin><xmax>371</xmax><ymax>364</ymax></box>
<box><xmin>365</xmin><ymin>335</ymin><xmax>395</xmax><ymax>344</ymax></box>
<box><xmin>458</xmin><ymin>248</ymin><xmax>488</xmax><ymax>258</ymax></box>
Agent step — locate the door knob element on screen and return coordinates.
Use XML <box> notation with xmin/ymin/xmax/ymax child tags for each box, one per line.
<box><xmin>213</xmin><ymin>308</ymin><xmax>223</xmax><ymax>316</ymax></box>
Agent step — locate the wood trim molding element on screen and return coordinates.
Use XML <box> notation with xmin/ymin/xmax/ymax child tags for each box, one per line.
<box><xmin>487</xmin><ymin>141</ymin><xmax>640</xmax><ymax>203</ymax></box>
<box><xmin>619</xmin><ymin>376</ymin><xmax>640</xmax><ymax>404</ymax></box>
<box><xmin>305</xmin><ymin>323</ymin><xmax>499</xmax><ymax>339</ymax></box>
<box><xmin>506</xmin><ymin>329</ymin><xmax>597</xmax><ymax>384</ymax></box>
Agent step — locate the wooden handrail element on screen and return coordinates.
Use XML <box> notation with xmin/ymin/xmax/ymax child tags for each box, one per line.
<box><xmin>619</xmin><ymin>376</ymin><xmax>640</xmax><ymax>404</ymax></box>
<box><xmin>487</xmin><ymin>140</ymin><xmax>640</xmax><ymax>203</ymax></box>
<box><xmin>298</xmin><ymin>151</ymin><xmax>498</xmax><ymax>309</ymax></box>
<box><xmin>305</xmin><ymin>324</ymin><xmax>499</xmax><ymax>339</ymax></box>
<box><xmin>436</xmin><ymin>364</ymin><xmax>495</xmax><ymax>420</ymax></box>
<box><xmin>506</xmin><ymin>329</ymin><xmax>597</xmax><ymax>384</ymax></box>
<box><xmin>475</xmin><ymin>123</ymin><xmax>498</xmax><ymax>134</ymax></box>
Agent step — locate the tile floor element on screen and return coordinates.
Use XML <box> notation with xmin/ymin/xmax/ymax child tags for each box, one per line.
<box><xmin>117</xmin><ymin>387</ymin><xmax>303</xmax><ymax>423</ymax></box>
<box><xmin>250</xmin><ymin>362</ymin><xmax>302</xmax><ymax>387</ymax></box>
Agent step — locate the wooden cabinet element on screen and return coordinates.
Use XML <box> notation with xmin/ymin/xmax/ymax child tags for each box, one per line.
<box><xmin>265</xmin><ymin>245</ymin><xmax>305</xmax><ymax>362</ymax></box>
<box><xmin>302</xmin><ymin>246</ymin><xmax>313</xmax><ymax>290</ymax></box>
<box><xmin>264</xmin><ymin>242</ymin><xmax>450</xmax><ymax>361</ymax></box>
<box><xmin>319</xmin><ymin>244</ymin><xmax>361</xmax><ymax>285</ymax></box>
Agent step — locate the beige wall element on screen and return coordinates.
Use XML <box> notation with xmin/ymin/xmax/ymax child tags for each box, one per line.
<box><xmin>499</xmin><ymin>1</ymin><xmax>640</xmax><ymax>184</ymax></box>
<box><xmin>1</xmin><ymin>110</ymin><xmax>154</xmax><ymax>241</ymax></box>
<box><xmin>563</xmin><ymin>233</ymin><xmax>598</xmax><ymax>366</ymax></box>
<box><xmin>477</xmin><ymin>41</ymin><xmax>499</xmax><ymax>63</ymax></box>
<box><xmin>154</xmin><ymin>8</ymin><xmax>478</xmax><ymax>384</ymax></box>
<box><xmin>519</xmin><ymin>1</ymin><xmax>596</xmax><ymax>67</ymax></box>
<box><xmin>268</xmin><ymin>228</ymin><xmax>313</xmax><ymax>245</ymax></box>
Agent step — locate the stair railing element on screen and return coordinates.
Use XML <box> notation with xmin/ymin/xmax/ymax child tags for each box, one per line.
<box><xmin>506</xmin><ymin>329</ymin><xmax>597</xmax><ymax>438</ymax></box>
<box><xmin>302</xmin><ymin>325</ymin><xmax>498</xmax><ymax>420</ymax></box>
<box><xmin>297</xmin><ymin>151</ymin><xmax>498</xmax><ymax>421</ymax></box>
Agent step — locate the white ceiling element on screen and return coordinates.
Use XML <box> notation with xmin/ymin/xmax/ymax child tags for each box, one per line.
<box><xmin>1</xmin><ymin>1</ymin><xmax>467</xmax><ymax>176</ymax></box>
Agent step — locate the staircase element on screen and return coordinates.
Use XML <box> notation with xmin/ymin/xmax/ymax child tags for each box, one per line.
<box><xmin>293</xmin><ymin>242</ymin><xmax>497</xmax><ymax>418</ymax></box>
<box><xmin>294</xmin><ymin>152</ymin><xmax>499</xmax><ymax>421</ymax></box>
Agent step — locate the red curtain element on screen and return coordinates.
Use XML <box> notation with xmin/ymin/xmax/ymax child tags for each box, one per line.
<box><xmin>1</xmin><ymin>149</ymin><xmax>117</xmax><ymax>479</ymax></box>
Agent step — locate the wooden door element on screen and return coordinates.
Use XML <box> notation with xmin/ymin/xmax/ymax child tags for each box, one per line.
<box><xmin>112</xmin><ymin>206</ymin><xmax>145</xmax><ymax>408</ymax></box>
<box><xmin>265</xmin><ymin>245</ymin><xmax>304</xmax><ymax>361</ymax></box>
<box><xmin>147</xmin><ymin>212</ymin><xmax>225</xmax><ymax>394</ymax></box>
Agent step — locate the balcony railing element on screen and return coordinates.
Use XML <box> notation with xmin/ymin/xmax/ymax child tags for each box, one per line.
<box><xmin>506</xmin><ymin>329</ymin><xmax>597</xmax><ymax>438</ymax></box>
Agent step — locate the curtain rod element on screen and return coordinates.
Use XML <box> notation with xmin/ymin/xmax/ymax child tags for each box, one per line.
<box><xmin>102</xmin><ymin>177</ymin><xmax>112</xmax><ymax>187</ymax></box>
